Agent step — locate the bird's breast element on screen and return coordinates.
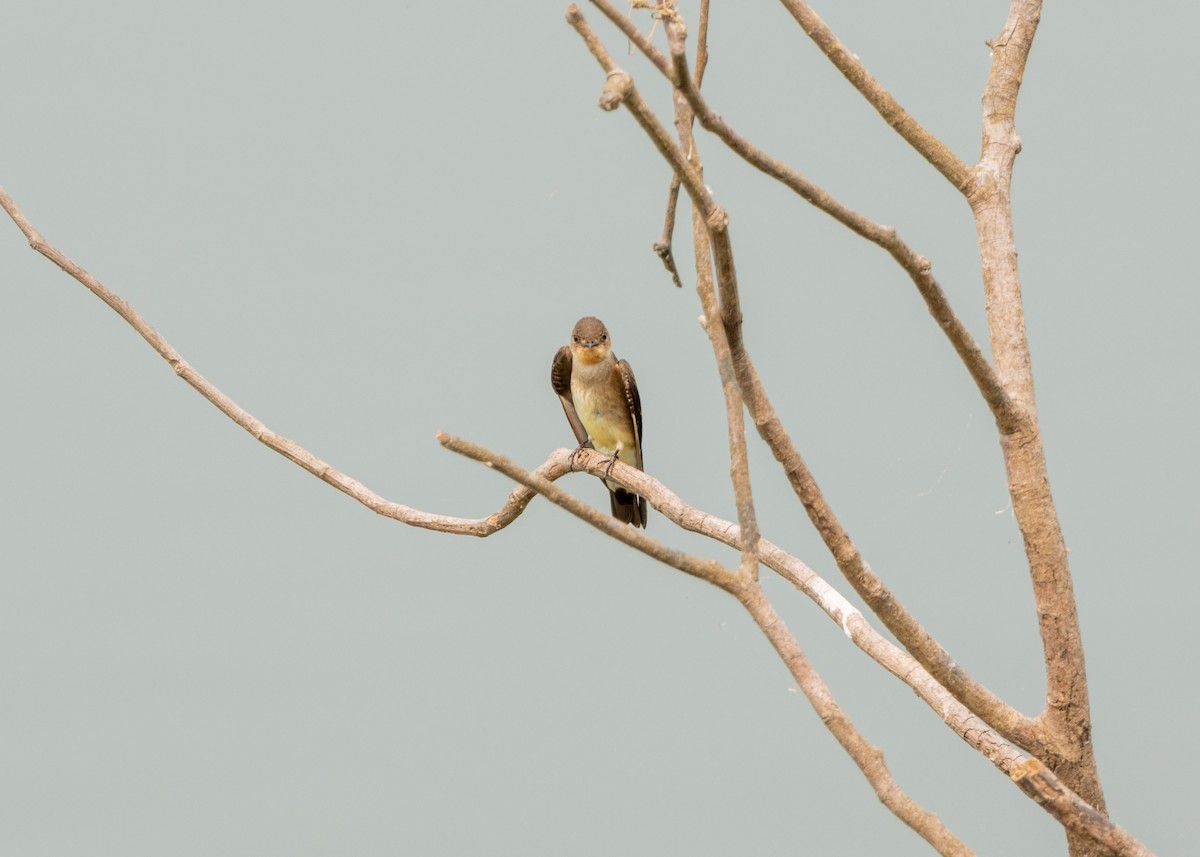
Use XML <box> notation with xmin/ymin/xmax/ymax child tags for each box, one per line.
<box><xmin>571</xmin><ymin>365</ymin><xmax>635</xmax><ymax>459</ymax></box>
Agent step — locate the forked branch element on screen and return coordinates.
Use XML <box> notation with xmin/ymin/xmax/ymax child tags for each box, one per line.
<box><xmin>447</xmin><ymin>432</ymin><xmax>1153</xmax><ymax>857</ymax></box>
<box><xmin>563</xmin><ymin>9</ymin><xmax>1154</xmax><ymax>854</ymax></box>
<box><xmin>2</xmin><ymin>177</ymin><xmax>1151</xmax><ymax>854</ymax></box>
<box><xmin>449</xmin><ymin>434</ymin><xmax>973</xmax><ymax>857</ymax></box>
<box><xmin>587</xmin><ymin>0</ymin><xmax>1019</xmax><ymax>435</ymax></box>
<box><xmin>568</xmin><ymin>6</ymin><xmax>1037</xmax><ymax>749</ymax></box>
<box><xmin>775</xmin><ymin>0</ymin><xmax>973</xmax><ymax>191</ymax></box>
<box><xmin>970</xmin><ymin>3</ymin><xmax>1107</xmax><ymax>853</ymax></box>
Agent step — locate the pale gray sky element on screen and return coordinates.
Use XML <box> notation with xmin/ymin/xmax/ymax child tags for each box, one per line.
<box><xmin>2</xmin><ymin>2</ymin><xmax>1194</xmax><ymax>854</ymax></box>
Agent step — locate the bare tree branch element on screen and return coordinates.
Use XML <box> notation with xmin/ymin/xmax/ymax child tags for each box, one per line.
<box><xmin>0</xmin><ymin>170</ymin><xmax>1149</xmax><ymax>851</ymax></box>
<box><xmin>0</xmin><ymin>188</ymin><xmax>530</xmax><ymax>537</ymax></box>
<box><xmin>446</xmin><ymin>431</ymin><xmax>1154</xmax><ymax>857</ymax></box>
<box><xmin>650</xmin><ymin>0</ymin><xmax>708</xmax><ymax>291</ymax></box>
<box><xmin>449</xmin><ymin>429</ymin><xmax>974</xmax><ymax>856</ymax></box>
<box><xmin>692</xmin><ymin>0</ymin><xmax>709</xmax><ymax>84</ymax></box>
<box><xmin>590</xmin><ymin>0</ymin><xmax>1019</xmax><ymax>434</ymax></box>
<box><xmin>737</xmin><ymin>584</ymin><xmax>974</xmax><ymax>857</ymax></box>
<box><xmin>664</xmin><ymin>41</ymin><xmax>1020</xmax><ymax>433</ymax></box>
<box><xmin>1</xmin><ymin>2</ymin><xmax>1137</xmax><ymax>849</ymax></box>
<box><xmin>442</xmin><ymin>436</ymin><xmax>740</xmax><ymax>588</ymax></box>
<box><xmin>1011</xmin><ymin>760</ymin><xmax>1153</xmax><ymax>857</ymax></box>
<box><xmin>692</xmin><ymin>235</ymin><xmax>761</xmax><ymax>581</ymax></box>
<box><xmin>575</xmin><ymin>4</ymin><xmax>765</xmax><ymax>582</ymax></box>
<box><xmin>969</xmin><ymin>3</ymin><xmax>1107</xmax><ymax>854</ymax></box>
<box><xmin>563</xmin><ymin>9</ymin><xmax>1157</xmax><ymax>853</ymax></box>
<box><xmin>775</xmin><ymin>0</ymin><xmax>973</xmax><ymax>191</ymax></box>
<box><xmin>662</xmin><ymin>2</ymin><xmax>763</xmax><ymax>581</ymax></box>
<box><xmin>652</xmin><ymin>177</ymin><xmax>685</xmax><ymax>288</ymax></box>
<box><xmin>1</xmin><ymin>151</ymin><xmax>979</xmax><ymax>855</ymax></box>
<box><xmin>567</xmin><ymin>7</ymin><xmax>1039</xmax><ymax>749</ymax></box>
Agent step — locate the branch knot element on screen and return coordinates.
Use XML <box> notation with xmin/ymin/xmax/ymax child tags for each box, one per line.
<box><xmin>599</xmin><ymin>69</ymin><xmax>632</xmax><ymax>111</ymax></box>
<box><xmin>705</xmin><ymin>204</ymin><xmax>728</xmax><ymax>232</ymax></box>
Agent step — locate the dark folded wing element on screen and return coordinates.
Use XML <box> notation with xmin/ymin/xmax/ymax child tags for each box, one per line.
<box><xmin>551</xmin><ymin>345</ymin><xmax>590</xmax><ymax>448</ymax></box>
<box><xmin>615</xmin><ymin>358</ymin><xmax>643</xmax><ymax>470</ymax></box>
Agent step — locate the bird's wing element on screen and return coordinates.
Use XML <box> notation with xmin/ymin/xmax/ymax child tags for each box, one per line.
<box><xmin>551</xmin><ymin>345</ymin><xmax>591</xmax><ymax>448</ymax></box>
<box><xmin>615</xmin><ymin>357</ymin><xmax>648</xmax><ymax>527</ymax></box>
<box><xmin>615</xmin><ymin>358</ymin><xmax>643</xmax><ymax>470</ymax></box>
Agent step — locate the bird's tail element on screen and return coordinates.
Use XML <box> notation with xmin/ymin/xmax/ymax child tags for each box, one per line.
<box><xmin>609</xmin><ymin>487</ymin><xmax>647</xmax><ymax>529</ymax></box>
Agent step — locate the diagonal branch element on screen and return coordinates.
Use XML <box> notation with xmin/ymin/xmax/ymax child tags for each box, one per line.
<box><xmin>0</xmin><ymin>176</ymin><xmax>1090</xmax><ymax>771</ymax></box>
<box><xmin>665</xmin><ymin>2</ymin><xmax>762</xmax><ymax>581</ymax></box>
<box><xmin>693</xmin><ymin>224</ymin><xmax>761</xmax><ymax>582</ymax></box>
<box><xmin>775</xmin><ymin>0</ymin><xmax>973</xmax><ymax>191</ymax></box>
<box><xmin>589</xmin><ymin>0</ymin><xmax>1019</xmax><ymax>434</ymax></box>
<box><xmin>564</xmin><ymin>9</ymin><xmax>1039</xmax><ymax>750</ymax></box>
<box><xmin>0</xmin><ymin>187</ymin><xmax>524</xmax><ymax>537</ymax></box>
<box><xmin>442</xmin><ymin>436</ymin><xmax>739</xmax><ymax>588</ymax></box>
<box><xmin>590</xmin><ymin>5</ymin><xmax>763</xmax><ymax>582</ymax></box>
<box><xmin>737</xmin><ymin>584</ymin><xmax>973</xmax><ymax>857</ymax></box>
<box><xmin>449</xmin><ymin>431</ymin><xmax>973</xmax><ymax>857</ymax></box>
<box><xmin>0</xmin><ymin>173</ymin><xmax>1150</xmax><ymax>852</ymax></box>
<box><xmin>664</xmin><ymin>38</ymin><xmax>1021</xmax><ymax>434</ymax></box>
<box><xmin>447</xmin><ymin>430</ymin><xmax>1155</xmax><ymax>857</ymax></box>
<box><xmin>598</xmin><ymin>0</ymin><xmax>1108</xmax><ymax>800</ymax></box>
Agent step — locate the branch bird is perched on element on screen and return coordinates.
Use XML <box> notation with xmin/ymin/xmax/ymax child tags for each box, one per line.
<box><xmin>551</xmin><ymin>316</ymin><xmax>647</xmax><ymax>528</ymax></box>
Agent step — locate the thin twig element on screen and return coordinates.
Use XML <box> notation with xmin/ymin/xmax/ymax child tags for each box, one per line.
<box><xmin>652</xmin><ymin>176</ymin><xmax>685</xmax><ymax>288</ymax></box>
<box><xmin>647</xmin><ymin>0</ymin><xmax>707</xmax><ymax>290</ymax></box>
<box><xmin>775</xmin><ymin>0</ymin><xmax>973</xmax><ymax>191</ymax></box>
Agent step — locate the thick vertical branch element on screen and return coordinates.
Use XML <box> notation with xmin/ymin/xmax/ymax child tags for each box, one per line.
<box><xmin>970</xmin><ymin>2</ymin><xmax>1106</xmax><ymax>854</ymax></box>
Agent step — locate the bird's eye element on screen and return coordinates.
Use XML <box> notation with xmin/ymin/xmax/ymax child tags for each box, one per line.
<box><xmin>601</xmin><ymin>334</ymin><xmax>608</xmax><ymax>341</ymax></box>
<box><xmin>573</xmin><ymin>336</ymin><xmax>580</xmax><ymax>343</ymax></box>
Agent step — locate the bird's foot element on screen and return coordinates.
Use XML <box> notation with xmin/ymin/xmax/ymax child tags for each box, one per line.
<box><xmin>568</xmin><ymin>445</ymin><xmax>589</xmax><ymax>472</ymax></box>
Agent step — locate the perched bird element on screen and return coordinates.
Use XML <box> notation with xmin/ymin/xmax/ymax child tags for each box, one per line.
<box><xmin>551</xmin><ymin>316</ymin><xmax>647</xmax><ymax>528</ymax></box>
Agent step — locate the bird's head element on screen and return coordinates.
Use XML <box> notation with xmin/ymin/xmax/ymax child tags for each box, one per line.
<box><xmin>569</xmin><ymin>316</ymin><xmax>612</xmax><ymax>365</ymax></box>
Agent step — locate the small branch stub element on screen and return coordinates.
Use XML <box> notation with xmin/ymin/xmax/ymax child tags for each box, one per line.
<box><xmin>652</xmin><ymin>240</ymin><xmax>684</xmax><ymax>288</ymax></box>
<box><xmin>599</xmin><ymin>69</ymin><xmax>632</xmax><ymax>110</ymax></box>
